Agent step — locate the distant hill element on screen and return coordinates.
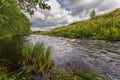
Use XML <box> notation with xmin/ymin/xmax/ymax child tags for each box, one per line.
<box><xmin>0</xmin><ymin>0</ymin><xmax>31</xmax><ymax>39</ymax></box>
<box><xmin>38</xmin><ymin>8</ymin><xmax>120</xmax><ymax>41</ymax></box>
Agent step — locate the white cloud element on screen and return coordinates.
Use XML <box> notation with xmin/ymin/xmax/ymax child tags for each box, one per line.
<box><xmin>27</xmin><ymin>0</ymin><xmax>120</xmax><ymax>31</ymax></box>
<box><xmin>34</xmin><ymin>11</ymin><xmax>46</xmax><ymax>20</ymax></box>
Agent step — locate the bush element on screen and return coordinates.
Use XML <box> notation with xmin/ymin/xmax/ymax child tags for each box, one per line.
<box><xmin>0</xmin><ymin>0</ymin><xmax>31</xmax><ymax>38</ymax></box>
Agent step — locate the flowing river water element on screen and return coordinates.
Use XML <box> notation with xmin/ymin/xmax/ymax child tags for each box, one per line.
<box><xmin>0</xmin><ymin>35</ymin><xmax>120</xmax><ymax>80</ymax></box>
<box><xmin>27</xmin><ymin>35</ymin><xmax>120</xmax><ymax>80</ymax></box>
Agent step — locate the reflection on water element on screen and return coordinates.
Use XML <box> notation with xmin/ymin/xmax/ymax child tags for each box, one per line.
<box><xmin>0</xmin><ymin>37</ymin><xmax>26</xmax><ymax>71</ymax></box>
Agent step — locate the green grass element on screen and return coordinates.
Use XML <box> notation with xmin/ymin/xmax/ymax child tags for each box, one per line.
<box><xmin>0</xmin><ymin>42</ymin><xmax>53</xmax><ymax>79</ymax></box>
<box><xmin>50</xmin><ymin>70</ymin><xmax>105</xmax><ymax>80</ymax></box>
<box><xmin>36</xmin><ymin>8</ymin><xmax>120</xmax><ymax>41</ymax></box>
<box><xmin>20</xmin><ymin>42</ymin><xmax>53</xmax><ymax>74</ymax></box>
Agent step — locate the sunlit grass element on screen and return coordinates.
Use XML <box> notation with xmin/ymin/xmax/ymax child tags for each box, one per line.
<box><xmin>36</xmin><ymin>8</ymin><xmax>120</xmax><ymax>41</ymax></box>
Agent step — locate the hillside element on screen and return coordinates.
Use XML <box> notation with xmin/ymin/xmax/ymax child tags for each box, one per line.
<box><xmin>0</xmin><ymin>0</ymin><xmax>31</xmax><ymax>39</ymax></box>
<box><xmin>37</xmin><ymin>8</ymin><xmax>120</xmax><ymax>41</ymax></box>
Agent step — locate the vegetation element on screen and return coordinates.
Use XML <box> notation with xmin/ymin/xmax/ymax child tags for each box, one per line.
<box><xmin>0</xmin><ymin>68</ymin><xmax>106</xmax><ymax>80</ymax></box>
<box><xmin>18</xmin><ymin>0</ymin><xmax>51</xmax><ymax>15</ymax></box>
<box><xmin>0</xmin><ymin>41</ymin><xmax>105</xmax><ymax>80</ymax></box>
<box><xmin>19</xmin><ymin>42</ymin><xmax>53</xmax><ymax>77</ymax></box>
<box><xmin>50</xmin><ymin>70</ymin><xmax>105</xmax><ymax>80</ymax></box>
<box><xmin>36</xmin><ymin>8</ymin><xmax>120</xmax><ymax>41</ymax></box>
<box><xmin>0</xmin><ymin>0</ymin><xmax>51</xmax><ymax>15</ymax></box>
<box><xmin>0</xmin><ymin>42</ymin><xmax>53</xmax><ymax>79</ymax></box>
<box><xmin>90</xmin><ymin>9</ymin><xmax>96</xmax><ymax>19</ymax></box>
<box><xmin>0</xmin><ymin>37</ymin><xmax>25</xmax><ymax>71</ymax></box>
<box><xmin>0</xmin><ymin>0</ymin><xmax>51</xmax><ymax>39</ymax></box>
<box><xmin>0</xmin><ymin>0</ymin><xmax>31</xmax><ymax>39</ymax></box>
<box><xmin>0</xmin><ymin>0</ymin><xmax>51</xmax><ymax>38</ymax></box>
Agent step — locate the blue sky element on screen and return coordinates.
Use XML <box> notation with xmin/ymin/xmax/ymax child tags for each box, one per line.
<box><xmin>27</xmin><ymin>0</ymin><xmax>120</xmax><ymax>31</ymax></box>
<box><xmin>57</xmin><ymin>0</ymin><xmax>64</xmax><ymax>4</ymax></box>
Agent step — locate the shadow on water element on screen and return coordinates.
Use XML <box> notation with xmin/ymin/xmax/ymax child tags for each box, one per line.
<box><xmin>0</xmin><ymin>37</ymin><xmax>27</xmax><ymax>71</ymax></box>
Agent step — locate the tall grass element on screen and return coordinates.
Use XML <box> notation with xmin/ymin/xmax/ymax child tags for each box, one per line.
<box><xmin>0</xmin><ymin>42</ymin><xmax>53</xmax><ymax>79</ymax></box>
<box><xmin>21</xmin><ymin>42</ymin><xmax>52</xmax><ymax>74</ymax></box>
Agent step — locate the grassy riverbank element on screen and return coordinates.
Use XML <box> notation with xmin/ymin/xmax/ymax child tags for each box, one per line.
<box><xmin>35</xmin><ymin>8</ymin><xmax>120</xmax><ymax>41</ymax></box>
<box><xmin>0</xmin><ymin>41</ymin><xmax>105</xmax><ymax>80</ymax></box>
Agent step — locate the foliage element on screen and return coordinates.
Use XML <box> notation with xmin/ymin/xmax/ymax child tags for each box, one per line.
<box><xmin>0</xmin><ymin>59</ymin><xmax>15</xmax><ymax>80</ymax></box>
<box><xmin>0</xmin><ymin>0</ymin><xmax>31</xmax><ymax>39</ymax></box>
<box><xmin>18</xmin><ymin>0</ymin><xmax>51</xmax><ymax>15</ymax></box>
<box><xmin>90</xmin><ymin>9</ymin><xmax>96</xmax><ymax>19</ymax></box>
<box><xmin>37</xmin><ymin>8</ymin><xmax>120</xmax><ymax>41</ymax></box>
<box><xmin>0</xmin><ymin>0</ymin><xmax>51</xmax><ymax>39</ymax></box>
<box><xmin>0</xmin><ymin>0</ymin><xmax>51</xmax><ymax>15</ymax></box>
<box><xmin>0</xmin><ymin>37</ymin><xmax>26</xmax><ymax>71</ymax></box>
<box><xmin>0</xmin><ymin>69</ymin><xmax>106</xmax><ymax>80</ymax></box>
<box><xmin>0</xmin><ymin>67</ymin><xmax>105</xmax><ymax>80</ymax></box>
<box><xmin>0</xmin><ymin>42</ymin><xmax>53</xmax><ymax>79</ymax></box>
<box><xmin>49</xmin><ymin>69</ymin><xmax>105</xmax><ymax>80</ymax></box>
<box><xmin>0</xmin><ymin>0</ymin><xmax>9</xmax><ymax>8</ymax></box>
<box><xmin>18</xmin><ymin>42</ymin><xmax>53</xmax><ymax>79</ymax></box>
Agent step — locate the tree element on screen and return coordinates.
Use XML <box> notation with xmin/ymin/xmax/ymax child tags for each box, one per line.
<box><xmin>90</xmin><ymin>9</ymin><xmax>96</xmax><ymax>19</ymax></box>
<box><xmin>0</xmin><ymin>0</ymin><xmax>9</xmax><ymax>9</ymax></box>
<box><xmin>0</xmin><ymin>0</ymin><xmax>51</xmax><ymax>38</ymax></box>
<box><xmin>0</xmin><ymin>0</ymin><xmax>51</xmax><ymax>15</ymax></box>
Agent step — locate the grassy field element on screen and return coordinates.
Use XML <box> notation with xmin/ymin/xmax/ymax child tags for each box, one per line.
<box><xmin>35</xmin><ymin>8</ymin><xmax>120</xmax><ymax>41</ymax></box>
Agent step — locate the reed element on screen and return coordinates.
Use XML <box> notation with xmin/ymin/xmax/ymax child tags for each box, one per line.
<box><xmin>19</xmin><ymin>42</ymin><xmax>53</xmax><ymax>79</ymax></box>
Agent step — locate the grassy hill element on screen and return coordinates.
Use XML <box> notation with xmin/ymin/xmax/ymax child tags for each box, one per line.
<box><xmin>0</xmin><ymin>0</ymin><xmax>31</xmax><ymax>39</ymax></box>
<box><xmin>37</xmin><ymin>8</ymin><xmax>120</xmax><ymax>41</ymax></box>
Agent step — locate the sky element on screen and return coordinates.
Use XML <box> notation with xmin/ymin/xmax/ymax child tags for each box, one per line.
<box><xmin>26</xmin><ymin>0</ymin><xmax>120</xmax><ymax>31</ymax></box>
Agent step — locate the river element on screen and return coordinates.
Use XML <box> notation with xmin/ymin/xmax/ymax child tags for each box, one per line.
<box><xmin>0</xmin><ymin>35</ymin><xmax>120</xmax><ymax>80</ymax></box>
<box><xmin>27</xmin><ymin>35</ymin><xmax>120</xmax><ymax>80</ymax></box>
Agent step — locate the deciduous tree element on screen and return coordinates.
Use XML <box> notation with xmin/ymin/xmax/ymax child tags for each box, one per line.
<box><xmin>0</xmin><ymin>0</ymin><xmax>51</xmax><ymax>15</ymax></box>
<box><xmin>90</xmin><ymin>9</ymin><xmax>96</xmax><ymax>19</ymax></box>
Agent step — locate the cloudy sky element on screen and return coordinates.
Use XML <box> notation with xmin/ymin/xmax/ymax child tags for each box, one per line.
<box><xmin>26</xmin><ymin>0</ymin><xmax>120</xmax><ymax>31</ymax></box>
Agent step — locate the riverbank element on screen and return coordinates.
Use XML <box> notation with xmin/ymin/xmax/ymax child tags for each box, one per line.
<box><xmin>34</xmin><ymin>8</ymin><xmax>120</xmax><ymax>41</ymax></box>
<box><xmin>0</xmin><ymin>35</ymin><xmax>106</xmax><ymax>80</ymax></box>
<box><xmin>0</xmin><ymin>34</ymin><xmax>120</xmax><ymax>79</ymax></box>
